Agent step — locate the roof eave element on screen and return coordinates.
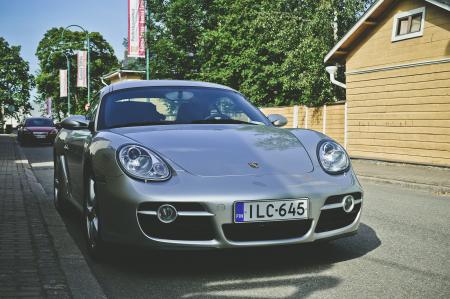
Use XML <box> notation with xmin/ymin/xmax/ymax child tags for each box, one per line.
<box><xmin>324</xmin><ymin>0</ymin><xmax>450</xmax><ymax>64</ymax></box>
<box><xmin>324</xmin><ymin>0</ymin><xmax>387</xmax><ymax>64</ymax></box>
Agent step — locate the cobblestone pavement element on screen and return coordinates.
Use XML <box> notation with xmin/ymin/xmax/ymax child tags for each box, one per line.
<box><xmin>0</xmin><ymin>135</ymin><xmax>71</xmax><ymax>298</ymax></box>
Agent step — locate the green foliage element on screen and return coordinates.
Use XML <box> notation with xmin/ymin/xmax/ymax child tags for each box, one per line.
<box><xmin>144</xmin><ymin>0</ymin><xmax>371</xmax><ymax>107</ymax></box>
<box><xmin>0</xmin><ymin>37</ymin><xmax>34</xmax><ymax>120</ymax></box>
<box><xmin>35</xmin><ymin>27</ymin><xmax>119</xmax><ymax>118</ymax></box>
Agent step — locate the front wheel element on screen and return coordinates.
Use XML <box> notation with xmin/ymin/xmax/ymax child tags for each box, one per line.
<box><xmin>83</xmin><ymin>174</ymin><xmax>107</xmax><ymax>260</ymax></box>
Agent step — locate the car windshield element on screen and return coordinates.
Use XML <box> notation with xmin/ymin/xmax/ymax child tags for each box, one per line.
<box><xmin>25</xmin><ymin>118</ymin><xmax>54</xmax><ymax>127</ymax></box>
<box><xmin>98</xmin><ymin>86</ymin><xmax>270</xmax><ymax>129</ymax></box>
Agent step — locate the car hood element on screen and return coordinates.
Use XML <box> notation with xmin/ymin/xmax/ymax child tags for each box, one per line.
<box><xmin>110</xmin><ymin>124</ymin><xmax>314</xmax><ymax>177</ymax></box>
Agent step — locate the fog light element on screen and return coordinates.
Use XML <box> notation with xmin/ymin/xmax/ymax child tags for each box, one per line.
<box><xmin>157</xmin><ymin>204</ymin><xmax>178</xmax><ymax>223</ymax></box>
<box><xmin>342</xmin><ymin>195</ymin><xmax>355</xmax><ymax>213</ymax></box>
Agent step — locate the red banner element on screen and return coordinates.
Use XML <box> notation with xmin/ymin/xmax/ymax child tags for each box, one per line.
<box><xmin>128</xmin><ymin>0</ymin><xmax>146</xmax><ymax>58</ymax></box>
<box><xmin>59</xmin><ymin>69</ymin><xmax>67</xmax><ymax>98</ymax></box>
<box><xmin>77</xmin><ymin>50</ymin><xmax>87</xmax><ymax>87</ymax></box>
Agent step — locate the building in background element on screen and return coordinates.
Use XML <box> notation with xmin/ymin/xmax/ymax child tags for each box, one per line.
<box><xmin>325</xmin><ymin>0</ymin><xmax>450</xmax><ymax>167</ymax></box>
<box><xmin>102</xmin><ymin>69</ymin><xmax>145</xmax><ymax>84</ymax></box>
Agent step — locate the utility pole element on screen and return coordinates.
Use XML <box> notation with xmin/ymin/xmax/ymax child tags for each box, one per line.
<box><xmin>67</xmin><ymin>58</ymin><xmax>71</xmax><ymax>115</ymax></box>
<box><xmin>145</xmin><ymin>0</ymin><xmax>150</xmax><ymax>80</ymax></box>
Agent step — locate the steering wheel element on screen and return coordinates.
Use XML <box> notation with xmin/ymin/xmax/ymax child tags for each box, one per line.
<box><xmin>204</xmin><ymin>113</ymin><xmax>231</xmax><ymax>120</ymax></box>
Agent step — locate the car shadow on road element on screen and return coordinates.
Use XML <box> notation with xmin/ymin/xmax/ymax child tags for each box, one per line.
<box><xmin>107</xmin><ymin>223</ymin><xmax>379</xmax><ymax>271</ymax></box>
<box><xmin>90</xmin><ymin>223</ymin><xmax>381</xmax><ymax>298</ymax></box>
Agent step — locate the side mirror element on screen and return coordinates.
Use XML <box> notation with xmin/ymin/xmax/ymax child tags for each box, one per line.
<box><xmin>267</xmin><ymin>114</ymin><xmax>288</xmax><ymax>127</ymax></box>
<box><xmin>60</xmin><ymin>116</ymin><xmax>89</xmax><ymax>130</ymax></box>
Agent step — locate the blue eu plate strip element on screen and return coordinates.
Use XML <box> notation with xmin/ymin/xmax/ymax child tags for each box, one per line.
<box><xmin>235</xmin><ymin>202</ymin><xmax>244</xmax><ymax>223</ymax></box>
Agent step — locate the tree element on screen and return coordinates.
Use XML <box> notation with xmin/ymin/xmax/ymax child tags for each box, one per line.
<box><xmin>198</xmin><ymin>0</ymin><xmax>371</xmax><ymax>107</ymax></box>
<box><xmin>0</xmin><ymin>37</ymin><xmax>34</xmax><ymax>123</ymax></box>
<box><xmin>143</xmin><ymin>0</ymin><xmax>372</xmax><ymax>107</ymax></box>
<box><xmin>35</xmin><ymin>27</ymin><xmax>119</xmax><ymax>118</ymax></box>
<box><xmin>144</xmin><ymin>0</ymin><xmax>221</xmax><ymax>79</ymax></box>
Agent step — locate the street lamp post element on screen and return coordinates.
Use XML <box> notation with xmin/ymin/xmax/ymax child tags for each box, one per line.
<box><xmin>145</xmin><ymin>0</ymin><xmax>150</xmax><ymax>80</ymax></box>
<box><xmin>46</xmin><ymin>51</ymin><xmax>71</xmax><ymax>115</ymax></box>
<box><xmin>61</xmin><ymin>25</ymin><xmax>91</xmax><ymax>104</ymax></box>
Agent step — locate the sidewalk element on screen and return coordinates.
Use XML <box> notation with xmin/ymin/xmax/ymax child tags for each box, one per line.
<box><xmin>352</xmin><ymin>158</ymin><xmax>450</xmax><ymax>194</ymax></box>
<box><xmin>0</xmin><ymin>135</ymin><xmax>105</xmax><ymax>298</ymax></box>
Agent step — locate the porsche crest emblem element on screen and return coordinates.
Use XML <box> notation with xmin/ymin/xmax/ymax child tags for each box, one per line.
<box><xmin>248</xmin><ymin>162</ymin><xmax>260</xmax><ymax>168</ymax></box>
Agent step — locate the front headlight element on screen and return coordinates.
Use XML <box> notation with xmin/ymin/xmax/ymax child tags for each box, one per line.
<box><xmin>317</xmin><ymin>140</ymin><xmax>350</xmax><ymax>174</ymax></box>
<box><xmin>117</xmin><ymin>144</ymin><xmax>171</xmax><ymax>181</ymax></box>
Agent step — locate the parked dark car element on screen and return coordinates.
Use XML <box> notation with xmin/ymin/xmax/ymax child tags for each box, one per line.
<box><xmin>17</xmin><ymin>117</ymin><xmax>58</xmax><ymax>145</ymax></box>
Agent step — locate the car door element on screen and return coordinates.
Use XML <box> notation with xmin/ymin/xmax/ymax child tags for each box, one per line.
<box><xmin>64</xmin><ymin>115</ymin><xmax>93</xmax><ymax>205</ymax></box>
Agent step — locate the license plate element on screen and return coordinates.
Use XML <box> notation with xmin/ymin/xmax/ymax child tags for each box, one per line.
<box><xmin>35</xmin><ymin>135</ymin><xmax>46</xmax><ymax>139</ymax></box>
<box><xmin>234</xmin><ymin>199</ymin><xmax>308</xmax><ymax>223</ymax></box>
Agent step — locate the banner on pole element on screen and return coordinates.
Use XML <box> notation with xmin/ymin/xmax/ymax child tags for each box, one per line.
<box><xmin>77</xmin><ymin>51</ymin><xmax>87</xmax><ymax>87</ymax></box>
<box><xmin>128</xmin><ymin>0</ymin><xmax>146</xmax><ymax>58</ymax></box>
<box><xmin>46</xmin><ymin>98</ymin><xmax>52</xmax><ymax>116</ymax></box>
<box><xmin>59</xmin><ymin>69</ymin><xmax>68</xmax><ymax>98</ymax></box>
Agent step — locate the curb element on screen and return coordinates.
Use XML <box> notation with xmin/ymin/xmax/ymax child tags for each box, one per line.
<box><xmin>15</xmin><ymin>141</ymin><xmax>107</xmax><ymax>299</ymax></box>
<box><xmin>358</xmin><ymin>175</ymin><xmax>450</xmax><ymax>196</ymax></box>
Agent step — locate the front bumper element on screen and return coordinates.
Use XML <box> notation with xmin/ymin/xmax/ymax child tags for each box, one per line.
<box><xmin>96</xmin><ymin>170</ymin><xmax>363</xmax><ymax>249</ymax></box>
<box><xmin>21</xmin><ymin>132</ymin><xmax>56</xmax><ymax>143</ymax></box>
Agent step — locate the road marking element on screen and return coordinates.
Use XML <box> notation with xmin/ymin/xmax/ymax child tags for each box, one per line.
<box><xmin>31</xmin><ymin>161</ymin><xmax>54</xmax><ymax>168</ymax></box>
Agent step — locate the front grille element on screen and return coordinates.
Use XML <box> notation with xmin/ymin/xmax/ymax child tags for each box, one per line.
<box><xmin>324</xmin><ymin>192</ymin><xmax>362</xmax><ymax>205</ymax></box>
<box><xmin>315</xmin><ymin>203</ymin><xmax>361</xmax><ymax>233</ymax></box>
<box><xmin>138</xmin><ymin>214</ymin><xmax>215</xmax><ymax>241</ymax></box>
<box><xmin>137</xmin><ymin>202</ymin><xmax>214</xmax><ymax>241</ymax></box>
<box><xmin>222</xmin><ymin>219</ymin><xmax>312</xmax><ymax>242</ymax></box>
<box><xmin>138</xmin><ymin>202</ymin><xmax>206</xmax><ymax>212</ymax></box>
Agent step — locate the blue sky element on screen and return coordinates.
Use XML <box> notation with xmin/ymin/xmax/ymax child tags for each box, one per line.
<box><xmin>0</xmin><ymin>0</ymin><xmax>127</xmax><ymax>76</ymax></box>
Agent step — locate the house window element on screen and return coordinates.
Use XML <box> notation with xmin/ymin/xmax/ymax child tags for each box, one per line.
<box><xmin>392</xmin><ymin>7</ymin><xmax>425</xmax><ymax>42</ymax></box>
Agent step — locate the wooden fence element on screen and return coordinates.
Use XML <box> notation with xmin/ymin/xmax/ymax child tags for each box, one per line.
<box><xmin>260</xmin><ymin>102</ymin><xmax>346</xmax><ymax>146</ymax></box>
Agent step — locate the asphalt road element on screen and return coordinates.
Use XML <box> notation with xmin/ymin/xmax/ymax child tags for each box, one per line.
<box><xmin>22</xmin><ymin>144</ymin><xmax>450</xmax><ymax>299</ymax></box>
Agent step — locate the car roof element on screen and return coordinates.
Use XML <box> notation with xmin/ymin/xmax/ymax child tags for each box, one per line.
<box><xmin>100</xmin><ymin>80</ymin><xmax>237</xmax><ymax>99</ymax></box>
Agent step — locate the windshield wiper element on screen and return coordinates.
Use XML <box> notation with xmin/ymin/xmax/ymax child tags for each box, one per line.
<box><xmin>189</xmin><ymin>119</ymin><xmax>263</xmax><ymax>125</ymax></box>
<box><xmin>109</xmin><ymin>120</ymin><xmax>175</xmax><ymax>129</ymax></box>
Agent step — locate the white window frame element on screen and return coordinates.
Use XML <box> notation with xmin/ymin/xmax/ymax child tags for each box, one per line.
<box><xmin>391</xmin><ymin>7</ymin><xmax>426</xmax><ymax>42</ymax></box>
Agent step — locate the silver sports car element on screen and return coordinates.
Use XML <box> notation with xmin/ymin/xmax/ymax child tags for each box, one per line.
<box><xmin>54</xmin><ymin>80</ymin><xmax>363</xmax><ymax>258</ymax></box>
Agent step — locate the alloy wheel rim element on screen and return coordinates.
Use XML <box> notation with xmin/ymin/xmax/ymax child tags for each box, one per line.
<box><xmin>86</xmin><ymin>178</ymin><xmax>99</xmax><ymax>248</ymax></box>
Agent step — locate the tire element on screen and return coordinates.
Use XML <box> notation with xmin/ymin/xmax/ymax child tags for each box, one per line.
<box><xmin>54</xmin><ymin>159</ymin><xmax>69</xmax><ymax>213</ymax></box>
<box><xmin>83</xmin><ymin>173</ymin><xmax>107</xmax><ymax>260</ymax></box>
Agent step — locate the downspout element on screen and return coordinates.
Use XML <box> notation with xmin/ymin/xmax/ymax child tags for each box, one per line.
<box><xmin>325</xmin><ymin>66</ymin><xmax>346</xmax><ymax>89</ymax></box>
<box><xmin>325</xmin><ymin>65</ymin><xmax>348</xmax><ymax>149</ymax></box>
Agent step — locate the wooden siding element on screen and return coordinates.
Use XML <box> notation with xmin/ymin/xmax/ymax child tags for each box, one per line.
<box><xmin>344</xmin><ymin>0</ymin><xmax>450</xmax><ymax>167</ymax></box>
<box><xmin>346</xmin><ymin>0</ymin><xmax>450</xmax><ymax>71</ymax></box>
<box><xmin>346</xmin><ymin>61</ymin><xmax>450</xmax><ymax>167</ymax></box>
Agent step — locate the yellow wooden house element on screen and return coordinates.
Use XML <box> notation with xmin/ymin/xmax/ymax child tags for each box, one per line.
<box><xmin>325</xmin><ymin>0</ymin><xmax>450</xmax><ymax>167</ymax></box>
<box><xmin>102</xmin><ymin>69</ymin><xmax>145</xmax><ymax>84</ymax></box>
